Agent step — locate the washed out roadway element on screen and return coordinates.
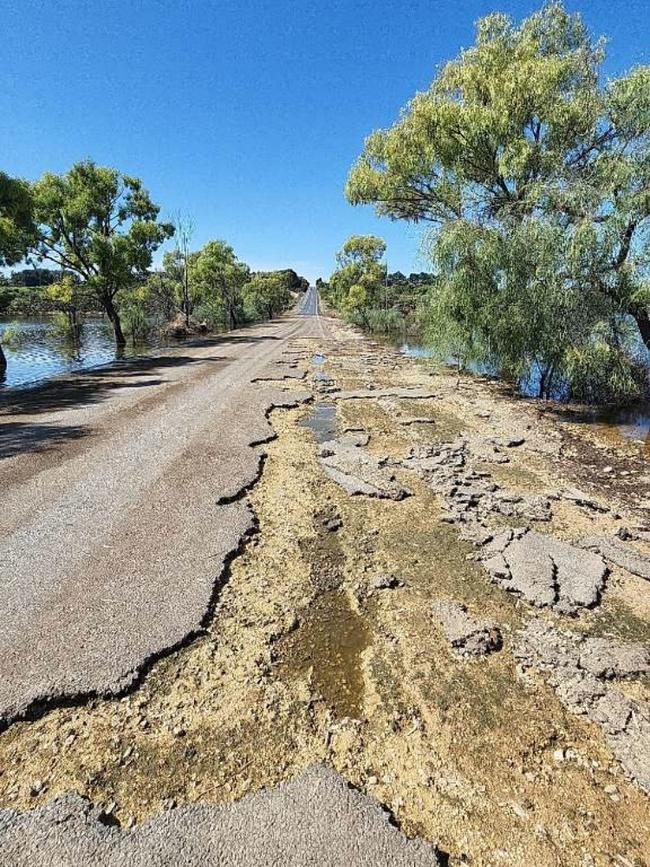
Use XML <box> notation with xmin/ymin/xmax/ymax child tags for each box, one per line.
<box><xmin>0</xmin><ymin>290</ymin><xmax>325</xmax><ymax>725</ymax></box>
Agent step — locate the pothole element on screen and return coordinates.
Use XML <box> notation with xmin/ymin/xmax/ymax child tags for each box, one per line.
<box><xmin>300</xmin><ymin>402</ymin><xmax>336</xmax><ymax>443</ymax></box>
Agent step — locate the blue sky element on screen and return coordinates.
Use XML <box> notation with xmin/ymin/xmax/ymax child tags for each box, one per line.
<box><xmin>2</xmin><ymin>0</ymin><xmax>648</xmax><ymax>282</ymax></box>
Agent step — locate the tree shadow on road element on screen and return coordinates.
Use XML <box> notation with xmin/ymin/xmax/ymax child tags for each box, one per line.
<box><xmin>0</xmin><ymin>355</ymin><xmax>225</xmax><ymax>416</ymax></box>
<box><xmin>0</xmin><ymin>421</ymin><xmax>90</xmax><ymax>460</ymax></box>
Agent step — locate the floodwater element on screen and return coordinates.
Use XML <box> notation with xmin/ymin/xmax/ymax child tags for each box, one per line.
<box><xmin>0</xmin><ymin>316</ymin><xmax>162</xmax><ymax>388</ymax></box>
<box><xmin>398</xmin><ymin>339</ymin><xmax>650</xmax><ymax>449</ymax></box>
<box><xmin>276</xmin><ymin>589</ymin><xmax>371</xmax><ymax>718</ymax></box>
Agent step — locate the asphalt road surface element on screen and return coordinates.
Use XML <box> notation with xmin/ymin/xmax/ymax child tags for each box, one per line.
<box><xmin>0</xmin><ymin>294</ymin><xmax>325</xmax><ymax>725</ymax></box>
<box><xmin>0</xmin><ymin>765</ymin><xmax>440</xmax><ymax>866</ymax></box>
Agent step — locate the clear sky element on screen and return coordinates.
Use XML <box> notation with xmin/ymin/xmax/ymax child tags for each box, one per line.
<box><xmin>2</xmin><ymin>0</ymin><xmax>648</xmax><ymax>282</ymax></box>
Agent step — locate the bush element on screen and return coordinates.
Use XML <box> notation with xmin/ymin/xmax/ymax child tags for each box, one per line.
<box><xmin>564</xmin><ymin>340</ymin><xmax>647</xmax><ymax>405</ymax></box>
<box><xmin>193</xmin><ymin>299</ymin><xmax>226</xmax><ymax>331</ymax></box>
<box><xmin>365</xmin><ymin>307</ymin><xmax>407</xmax><ymax>334</ymax></box>
<box><xmin>121</xmin><ymin>303</ymin><xmax>151</xmax><ymax>342</ymax></box>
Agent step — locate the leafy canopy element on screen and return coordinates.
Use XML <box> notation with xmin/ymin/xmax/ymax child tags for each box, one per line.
<box><xmin>328</xmin><ymin>235</ymin><xmax>387</xmax><ymax>324</ymax></box>
<box><xmin>0</xmin><ymin>172</ymin><xmax>34</xmax><ymax>266</ymax></box>
<box><xmin>346</xmin><ymin>2</ymin><xmax>650</xmax><ymax>399</ymax></box>
<box><xmin>30</xmin><ymin>161</ymin><xmax>174</xmax><ymax>302</ymax></box>
<box><xmin>190</xmin><ymin>240</ymin><xmax>250</xmax><ymax>329</ymax></box>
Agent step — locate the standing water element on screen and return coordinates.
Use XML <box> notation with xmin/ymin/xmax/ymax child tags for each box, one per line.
<box><xmin>0</xmin><ymin>316</ymin><xmax>163</xmax><ymax>388</ymax></box>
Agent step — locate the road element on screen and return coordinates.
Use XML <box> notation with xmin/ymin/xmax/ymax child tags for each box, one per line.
<box><xmin>0</xmin><ymin>292</ymin><xmax>325</xmax><ymax>725</ymax></box>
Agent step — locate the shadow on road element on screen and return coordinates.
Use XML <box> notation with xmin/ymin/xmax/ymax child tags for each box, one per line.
<box><xmin>0</xmin><ymin>328</ymin><xmax>285</xmax><ymax>460</ymax></box>
<box><xmin>0</xmin><ymin>421</ymin><xmax>91</xmax><ymax>460</ymax></box>
<box><xmin>0</xmin><ymin>356</ymin><xmax>226</xmax><ymax>417</ymax></box>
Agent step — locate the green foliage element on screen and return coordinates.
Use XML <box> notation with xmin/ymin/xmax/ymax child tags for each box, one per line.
<box><xmin>346</xmin><ymin>2</ymin><xmax>650</xmax><ymax>402</ymax></box>
<box><xmin>29</xmin><ymin>160</ymin><xmax>174</xmax><ymax>345</ymax></box>
<box><xmin>328</xmin><ymin>235</ymin><xmax>387</xmax><ymax>325</ymax></box>
<box><xmin>8</xmin><ymin>267</ymin><xmax>64</xmax><ymax>287</ymax></box>
<box><xmin>564</xmin><ymin>324</ymin><xmax>646</xmax><ymax>404</ymax></box>
<box><xmin>190</xmin><ymin>240</ymin><xmax>250</xmax><ymax>330</ymax></box>
<box><xmin>365</xmin><ymin>307</ymin><xmax>407</xmax><ymax>333</ymax></box>
<box><xmin>121</xmin><ymin>301</ymin><xmax>151</xmax><ymax>342</ymax></box>
<box><xmin>0</xmin><ymin>172</ymin><xmax>34</xmax><ymax>266</ymax></box>
<box><xmin>243</xmin><ymin>272</ymin><xmax>292</xmax><ymax>321</ymax></box>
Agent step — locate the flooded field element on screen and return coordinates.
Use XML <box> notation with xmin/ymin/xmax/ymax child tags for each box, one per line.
<box><xmin>0</xmin><ymin>316</ymin><xmax>161</xmax><ymax>388</ymax></box>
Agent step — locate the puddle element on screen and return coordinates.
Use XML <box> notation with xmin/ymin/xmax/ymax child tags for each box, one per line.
<box><xmin>300</xmin><ymin>402</ymin><xmax>336</xmax><ymax>443</ymax></box>
<box><xmin>592</xmin><ymin>404</ymin><xmax>650</xmax><ymax>452</ymax></box>
<box><xmin>311</xmin><ymin>353</ymin><xmax>327</xmax><ymax>365</ymax></box>
<box><xmin>275</xmin><ymin>589</ymin><xmax>371</xmax><ymax>718</ymax></box>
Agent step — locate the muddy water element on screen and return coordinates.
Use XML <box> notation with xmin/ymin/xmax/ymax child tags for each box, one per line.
<box><xmin>275</xmin><ymin>589</ymin><xmax>371</xmax><ymax>718</ymax></box>
<box><xmin>299</xmin><ymin>402</ymin><xmax>336</xmax><ymax>443</ymax></box>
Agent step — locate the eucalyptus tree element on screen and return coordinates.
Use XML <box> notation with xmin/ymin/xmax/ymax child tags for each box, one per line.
<box><xmin>243</xmin><ymin>272</ymin><xmax>292</xmax><ymax>321</ymax></box>
<box><xmin>346</xmin><ymin>2</ymin><xmax>650</xmax><ymax>399</ymax></box>
<box><xmin>329</xmin><ymin>235</ymin><xmax>387</xmax><ymax>324</ymax></box>
<box><xmin>29</xmin><ymin>161</ymin><xmax>174</xmax><ymax>347</ymax></box>
<box><xmin>191</xmin><ymin>240</ymin><xmax>250</xmax><ymax>330</ymax></box>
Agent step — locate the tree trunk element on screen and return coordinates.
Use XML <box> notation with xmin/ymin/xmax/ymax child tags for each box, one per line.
<box><xmin>183</xmin><ymin>261</ymin><xmax>190</xmax><ymax>327</ymax></box>
<box><xmin>632</xmin><ymin>306</ymin><xmax>650</xmax><ymax>353</ymax></box>
<box><xmin>0</xmin><ymin>342</ymin><xmax>6</xmax><ymax>378</ymax></box>
<box><xmin>104</xmin><ymin>295</ymin><xmax>126</xmax><ymax>347</ymax></box>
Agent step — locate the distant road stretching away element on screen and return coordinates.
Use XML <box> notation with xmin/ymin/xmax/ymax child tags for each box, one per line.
<box><xmin>299</xmin><ymin>285</ymin><xmax>320</xmax><ymax>316</ymax></box>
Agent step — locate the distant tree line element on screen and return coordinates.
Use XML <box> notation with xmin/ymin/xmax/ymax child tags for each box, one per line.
<box><xmin>318</xmin><ymin>238</ymin><xmax>433</xmax><ymax>334</ymax></box>
<box><xmin>0</xmin><ymin>161</ymin><xmax>307</xmax><ymax>374</ymax></box>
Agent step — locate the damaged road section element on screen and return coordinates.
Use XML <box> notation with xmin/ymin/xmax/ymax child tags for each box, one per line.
<box><xmin>0</xmin><ymin>314</ymin><xmax>317</xmax><ymax>728</ymax></box>
<box><xmin>479</xmin><ymin>528</ymin><xmax>608</xmax><ymax>614</ymax></box>
<box><xmin>516</xmin><ymin>620</ymin><xmax>650</xmax><ymax>791</ymax></box>
<box><xmin>399</xmin><ymin>440</ymin><xmax>609</xmax><ymax>614</ymax></box>
<box><xmin>319</xmin><ymin>433</ymin><xmax>410</xmax><ymax>500</ymax></box>
<box><xmin>0</xmin><ymin>765</ymin><xmax>441</xmax><ymax>867</ymax></box>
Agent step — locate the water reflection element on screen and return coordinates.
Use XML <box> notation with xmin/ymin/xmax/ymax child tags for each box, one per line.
<box><xmin>0</xmin><ymin>316</ymin><xmax>162</xmax><ymax>388</ymax></box>
<box><xmin>398</xmin><ymin>340</ymin><xmax>650</xmax><ymax>448</ymax></box>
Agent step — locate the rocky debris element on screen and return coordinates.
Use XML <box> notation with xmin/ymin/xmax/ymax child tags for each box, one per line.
<box><xmin>354</xmin><ymin>573</ymin><xmax>404</xmax><ymax>601</ymax></box>
<box><xmin>400</xmin><ymin>441</ymin><xmax>552</xmax><ymax>525</ymax></box>
<box><xmin>332</xmin><ymin>387</ymin><xmax>437</xmax><ymax>402</ymax></box>
<box><xmin>479</xmin><ymin>528</ymin><xmax>607</xmax><ymax>614</ymax></box>
<box><xmin>319</xmin><ymin>437</ymin><xmax>410</xmax><ymax>501</ymax></box>
<box><xmin>398</xmin><ymin>439</ymin><xmax>614</xmax><ymax>614</ymax></box>
<box><xmin>324</xmin><ymin>516</ymin><xmax>343</xmax><ymax>533</ymax></box>
<box><xmin>432</xmin><ymin>599</ymin><xmax>502</xmax><ymax>656</ymax></box>
<box><xmin>516</xmin><ymin>620</ymin><xmax>650</xmax><ymax>792</ymax></box>
<box><xmin>314</xmin><ymin>370</ymin><xmax>336</xmax><ymax>393</ymax></box>
<box><xmin>579</xmin><ymin>535</ymin><xmax>650</xmax><ymax>581</ymax></box>
<box><xmin>489</xmin><ymin>435</ymin><xmax>526</xmax><ymax>448</ymax></box>
<box><xmin>0</xmin><ymin>765</ymin><xmax>441</xmax><ymax>866</ymax></box>
<box><xmin>369</xmin><ymin>573</ymin><xmax>401</xmax><ymax>591</ymax></box>
<box><xmin>617</xmin><ymin>525</ymin><xmax>650</xmax><ymax>543</ymax></box>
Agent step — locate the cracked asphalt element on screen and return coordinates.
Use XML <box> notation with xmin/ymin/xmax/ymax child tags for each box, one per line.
<box><xmin>0</xmin><ymin>290</ymin><xmax>325</xmax><ymax>725</ymax></box>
